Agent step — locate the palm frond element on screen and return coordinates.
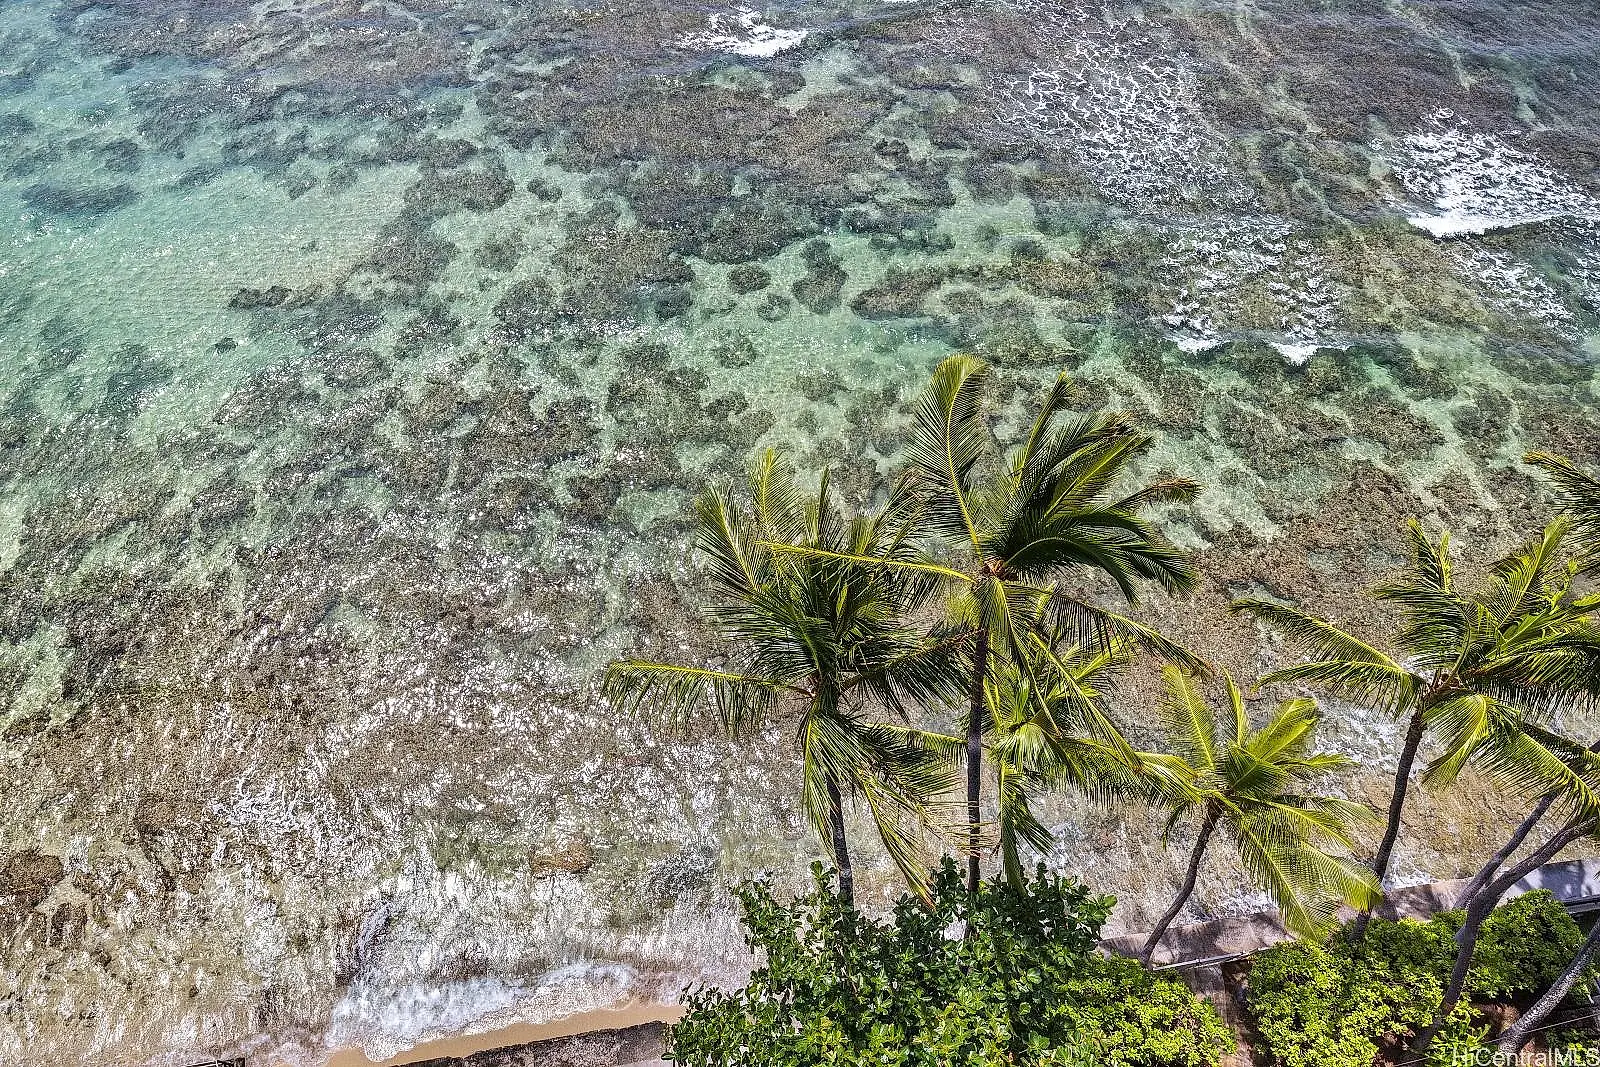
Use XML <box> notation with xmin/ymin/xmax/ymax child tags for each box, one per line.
<box><xmin>746</xmin><ymin>448</ymin><xmax>808</xmax><ymax>545</ymax></box>
<box><xmin>1158</xmin><ymin>666</ymin><xmax>1218</xmax><ymax>773</ymax></box>
<box><xmin>760</xmin><ymin>541</ymin><xmax>971</xmax><ymax>584</ymax></box>
<box><xmin>1233</xmin><ymin>820</ymin><xmax>1381</xmax><ymax>939</ymax></box>
<box><xmin>997</xmin><ymin>761</ymin><xmax>1054</xmax><ymax>888</ymax></box>
<box><xmin>603</xmin><ymin>661</ymin><xmax>798</xmax><ymax>735</ymax></box>
<box><xmin>1486</xmin><ymin>519</ymin><xmax>1570</xmax><ymax>623</ymax></box>
<box><xmin>845</xmin><ymin>627</ymin><xmax>974</xmax><ymax>720</ymax></box>
<box><xmin>1232</xmin><ymin>598</ymin><xmax>1404</xmax><ymax>672</ymax></box>
<box><xmin>1255</xmin><ymin>659</ymin><xmax>1418</xmax><ymax>718</ymax></box>
<box><xmin>1403</xmin><ymin>520</ymin><xmax>1453</xmax><ymax>593</ymax></box>
<box><xmin>1011</xmin><ymin>374</ymin><xmax>1074</xmax><ymax>476</ymax></box>
<box><xmin>1419</xmin><ymin>692</ymin><xmax>1496</xmax><ymax>787</ymax></box>
<box><xmin>693</xmin><ymin>484</ymin><xmax>765</xmax><ymax>594</ymax></box>
<box><xmin>1111</xmin><ymin>477</ymin><xmax>1202</xmax><ymax>513</ymax></box>
<box><xmin>1035</xmin><ymin>591</ymin><xmax>1210</xmax><ymax>673</ymax></box>
<box><xmin>903</xmin><ymin>354</ymin><xmax>992</xmax><ymax>550</ymax></box>
<box><xmin>1247</xmin><ymin>698</ymin><xmax>1320</xmax><ymax>763</ymax></box>
<box><xmin>1527</xmin><ymin>452</ymin><xmax>1600</xmax><ymax>572</ymax></box>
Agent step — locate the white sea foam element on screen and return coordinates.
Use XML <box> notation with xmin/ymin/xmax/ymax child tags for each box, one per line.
<box><xmin>1384</xmin><ymin>111</ymin><xmax>1600</xmax><ymax>324</ymax></box>
<box><xmin>963</xmin><ymin>2</ymin><xmax>1236</xmax><ymax>206</ymax></box>
<box><xmin>1442</xmin><ymin>242</ymin><xmax>1574</xmax><ymax>325</ymax></box>
<box><xmin>678</xmin><ymin>8</ymin><xmax>809</xmax><ymax>58</ymax></box>
<box><xmin>1158</xmin><ymin>217</ymin><xmax>1343</xmax><ymax>360</ymax></box>
<box><xmin>1269</xmin><ymin>341</ymin><xmax>1318</xmax><ymax>365</ymax></box>
<box><xmin>1171</xmin><ymin>334</ymin><xmax>1221</xmax><ymax>354</ymax></box>
<box><xmin>1390</xmin><ymin>110</ymin><xmax>1598</xmax><ymax>237</ymax></box>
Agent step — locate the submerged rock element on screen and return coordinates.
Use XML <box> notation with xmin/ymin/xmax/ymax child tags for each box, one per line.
<box><xmin>727</xmin><ymin>264</ymin><xmax>770</xmax><ymax>294</ymax></box>
<box><xmin>791</xmin><ymin>240</ymin><xmax>847</xmax><ymax>314</ymax></box>
<box><xmin>22</xmin><ymin>181</ymin><xmax>138</xmax><ymax>219</ymax></box>
<box><xmin>229</xmin><ymin>285</ymin><xmax>292</xmax><ymax>310</ymax></box>
<box><xmin>494</xmin><ymin>278</ymin><xmax>560</xmax><ymax>339</ymax></box>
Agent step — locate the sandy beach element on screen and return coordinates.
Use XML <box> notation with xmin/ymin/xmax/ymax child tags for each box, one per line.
<box><xmin>306</xmin><ymin>1003</ymin><xmax>683</xmax><ymax>1067</ymax></box>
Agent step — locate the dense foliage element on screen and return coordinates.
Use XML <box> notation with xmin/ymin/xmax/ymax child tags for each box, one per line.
<box><xmin>1448</xmin><ymin>890</ymin><xmax>1591</xmax><ymax>1000</ymax></box>
<box><xmin>668</xmin><ymin>861</ymin><xmax>1232</xmax><ymax>1067</ymax></box>
<box><xmin>1246</xmin><ymin>893</ymin><xmax>1594</xmax><ymax>1066</ymax></box>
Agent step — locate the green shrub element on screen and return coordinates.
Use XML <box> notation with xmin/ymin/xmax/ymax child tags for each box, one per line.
<box><xmin>667</xmin><ymin>860</ymin><xmax>1232</xmax><ymax>1067</ymax></box>
<box><xmin>1247</xmin><ymin>893</ymin><xmax>1594</xmax><ymax>1067</ymax></box>
<box><xmin>1471</xmin><ymin>890</ymin><xmax>1588</xmax><ymax>999</ymax></box>
<box><xmin>1548</xmin><ymin>1028</ymin><xmax>1600</xmax><ymax>1053</ymax></box>
<box><xmin>1421</xmin><ymin>1005</ymin><xmax>1494</xmax><ymax>1067</ymax></box>
<box><xmin>1339</xmin><ymin>916</ymin><xmax>1455</xmax><ymax>1029</ymax></box>
<box><xmin>1242</xmin><ymin>942</ymin><xmax>1360</xmax><ymax>1067</ymax></box>
<box><xmin>1245</xmin><ymin>924</ymin><xmax>1448</xmax><ymax>1067</ymax></box>
<box><xmin>1053</xmin><ymin>955</ymin><xmax>1234</xmax><ymax>1067</ymax></box>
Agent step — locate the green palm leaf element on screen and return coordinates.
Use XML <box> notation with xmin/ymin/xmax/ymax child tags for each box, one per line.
<box><xmin>603</xmin><ymin>661</ymin><xmax>798</xmax><ymax>735</ymax></box>
<box><xmin>1141</xmin><ymin>671</ymin><xmax>1378</xmax><ymax>958</ymax></box>
<box><xmin>904</xmin><ymin>353</ymin><xmax>991</xmax><ymax>549</ymax></box>
<box><xmin>1528</xmin><ymin>452</ymin><xmax>1600</xmax><ymax>572</ymax></box>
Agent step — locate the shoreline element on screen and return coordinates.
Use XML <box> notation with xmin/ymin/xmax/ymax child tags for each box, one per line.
<box><xmin>304</xmin><ymin>1002</ymin><xmax>684</xmax><ymax>1067</ymax></box>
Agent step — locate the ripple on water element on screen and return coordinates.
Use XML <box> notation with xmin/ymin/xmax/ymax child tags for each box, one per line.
<box><xmin>0</xmin><ymin>0</ymin><xmax>1598</xmax><ymax>1062</ymax></box>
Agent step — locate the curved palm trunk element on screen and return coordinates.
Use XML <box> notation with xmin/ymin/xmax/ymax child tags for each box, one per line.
<box><xmin>1350</xmin><ymin>709</ymin><xmax>1428</xmax><ymax>941</ymax></box>
<box><xmin>1371</xmin><ymin>708</ymin><xmax>1427</xmax><ymax>886</ymax></box>
<box><xmin>1455</xmin><ymin>792</ymin><xmax>1559</xmax><ymax>908</ymax></box>
<box><xmin>1139</xmin><ymin>811</ymin><xmax>1218</xmax><ymax>967</ymax></box>
<box><xmin>966</xmin><ymin>629</ymin><xmax>989</xmax><ymax>896</ymax></box>
<box><xmin>825</xmin><ymin>774</ymin><xmax>854</xmax><ymax>908</ymax></box>
<box><xmin>1459</xmin><ymin>740</ymin><xmax>1600</xmax><ymax>908</ymax></box>
<box><xmin>1497</xmin><ymin>919</ymin><xmax>1600</xmax><ymax>1052</ymax></box>
<box><xmin>1409</xmin><ymin>816</ymin><xmax>1591</xmax><ymax>1055</ymax></box>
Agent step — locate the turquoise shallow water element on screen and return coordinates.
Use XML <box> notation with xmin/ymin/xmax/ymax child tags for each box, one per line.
<box><xmin>0</xmin><ymin>0</ymin><xmax>1597</xmax><ymax>1062</ymax></box>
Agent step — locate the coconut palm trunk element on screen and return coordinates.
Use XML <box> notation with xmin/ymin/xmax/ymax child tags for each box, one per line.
<box><xmin>1456</xmin><ymin>740</ymin><xmax>1600</xmax><ymax>907</ymax></box>
<box><xmin>1371</xmin><ymin>709</ymin><xmax>1426</xmax><ymax>887</ymax></box>
<box><xmin>1140</xmin><ymin>809</ymin><xmax>1218</xmax><ymax>966</ymax></box>
<box><xmin>1348</xmin><ymin>708</ymin><xmax>1428</xmax><ymax>939</ymax></box>
<box><xmin>1409</xmin><ymin>816</ymin><xmax>1593</xmax><ymax>1055</ymax></box>
<box><xmin>825</xmin><ymin>774</ymin><xmax>854</xmax><ymax>908</ymax></box>
<box><xmin>1456</xmin><ymin>792</ymin><xmax>1561</xmax><ymax>907</ymax></box>
<box><xmin>966</xmin><ymin>629</ymin><xmax>989</xmax><ymax>894</ymax></box>
<box><xmin>1497</xmin><ymin>919</ymin><xmax>1600</xmax><ymax>1052</ymax></box>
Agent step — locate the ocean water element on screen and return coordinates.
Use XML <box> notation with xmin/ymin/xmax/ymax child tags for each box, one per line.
<box><xmin>0</xmin><ymin>0</ymin><xmax>1596</xmax><ymax>1062</ymax></box>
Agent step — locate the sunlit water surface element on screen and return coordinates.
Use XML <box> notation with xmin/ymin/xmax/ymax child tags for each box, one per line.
<box><xmin>0</xmin><ymin>0</ymin><xmax>1597</xmax><ymax>1062</ymax></box>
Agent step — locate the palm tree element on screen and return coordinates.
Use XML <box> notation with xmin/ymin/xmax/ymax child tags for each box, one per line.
<box><xmin>1387</xmin><ymin>523</ymin><xmax>1600</xmax><ymax>1055</ymax></box>
<box><xmin>1137</xmin><ymin>668</ymin><xmax>1379</xmax><ymax>965</ymax></box>
<box><xmin>1497</xmin><ymin>917</ymin><xmax>1600</xmax><ymax>1052</ymax></box>
<box><xmin>1528</xmin><ymin>451</ymin><xmax>1600</xmax><ymax>573</ymax></box>
<box><xmin>1458</xmin><ymin>455</ymin><xmax>1600</xmax><ymax>902</ymax></box>
<box><xmin>771</xmin><ymin>355</ymin><xmax>1201</xmax><ymax>893</ymax></box>
<box><xmin>1484</xmin><ymin>453</ymin><xmax>1600</xmax><ymax>1052</ymax></box>
<box><xmin>604</xmin><ymin>451</ymin><xmax>966</xmax><ymax>904</ymax></box>
<box><xmin>1407</xmin><ymin>805</ymin><xmax>1597</xmax><ymax>1056</ymax></box>
<box><xmin>984</xmin><ymin>624</ymin><xmax>1186</xmax><ymax>889</ymax></box>
<box><xmin>1232</xmin><ymin>520</ymin><xmax>1600</xmax><ymax>899</ymax></box>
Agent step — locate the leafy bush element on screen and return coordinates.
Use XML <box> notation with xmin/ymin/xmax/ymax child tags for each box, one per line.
<box><xmin>1052</xmin><ymin>954</ymin><xmax>1233</xmax><ymax>1067</ymax></box>
<box><xmin>1419</xmin><ymin>1005</ymin><xmax>1494</xmax><ymax>1067</ymax></box>
<box><xmin>1549</xmin><ymin>1028</ymin><xmax>1600</xmax><ymax>1053</ymax></box>
<box><xmin>1245</xmin><ymin>924</ymin><xmax>1445</xmax><ymax>1067</ymax></box>
<box><xmin>1469</xmin><ymin>890</ymin><xmax>1587</xmax><ymax>999</ymax></box>
<box><xmin>1237</xmin><ymin>942</ymin><xmax>1348</xmax><ymax>1067</ymax></box>
<box><xmin>1247</xmin><ymin>893</ymin><xmax>1594</xmax><ymax>1067</ymax></box>
<box><xmin>667</xmin><ymin>860</ymin><xmax>1232</xmax><ymax>1067</ymax></box>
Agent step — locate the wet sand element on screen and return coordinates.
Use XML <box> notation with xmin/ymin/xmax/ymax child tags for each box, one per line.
<box><xmin>308</xmin><ymin>1002</ymin><xmax>683</xmax><ymax>1067</ymax></box>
